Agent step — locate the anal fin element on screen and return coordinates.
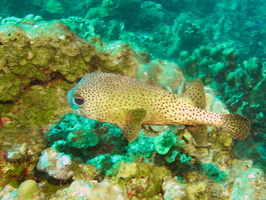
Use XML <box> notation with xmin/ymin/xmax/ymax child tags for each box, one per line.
<box><xmin>186</xmin><ymin>125</ymin><xmax>210</xmax><ymax>147</ymax></box>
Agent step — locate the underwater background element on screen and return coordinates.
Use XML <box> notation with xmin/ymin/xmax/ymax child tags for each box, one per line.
<box><xmin>0</xmin><ymin>0</ymin><xmax>265</xmax><ymax>199</ymax></box>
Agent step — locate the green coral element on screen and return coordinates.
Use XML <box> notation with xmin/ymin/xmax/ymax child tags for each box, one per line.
<box><xmin>48</xmin><ymin>113</ymin><xmax>99</xmax><ymax>147</ymax></box>
<box><xmin>87</xmin><ymin>154</ymin><xmax>124</xmax><ymax>175</ymax></box>
<box><xmin>200</xmin><ymin>163</ymin><xmax>227</xmax><ymax>182</ymax></box>
<box><xmin>153</xmin><ymin>130</ymin><xmax>192</xmax><ymax>164</ymax></box>
<box><xmin>154</xmin><ymin>130</ymin><xmax>177</xmax><ymax>155</ymax></box>
<box><xmin>165</xmin><ymin>150</ymin><xmax>179</xmax><ymax>163</ymax></box>
<box><xmin>67</xmin><ymin>129</ymin><xmax>98</xmax><ymax>148</ymax></box>
<box><xmin>46</xmin><ymin>113</ymin><xmax>101</xmax><ymax>160</ymax></box>
<box><xmin>125</xmin><ymin>130</ymin><xmax>155</xmax><ymax>160</ymax></box>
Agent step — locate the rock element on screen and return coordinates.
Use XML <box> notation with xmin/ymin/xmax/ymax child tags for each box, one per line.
<box><xmin>6</xmin><ymin>143</ymin><xmax>31</xmax><ymax>162</ymax></box>
<box><xmin>162</xmin><ymin>177</ymin><xmax>186</xmax><ymax>200</ymax></box>
<box><xmin>50</xmin><ymin>179</ymin><xmax>128</xmax><ymax>200</ymax></box>
<box><xmin>118</xmin><ymin>162</ymin><xmax>139</xmax><ymax>179</ymax></box>
<box><xmin>36</xmin><ymin>148</ymin><xmax>73</xmax><ymax>180</ymax></box>
<box><xmin>230</xmin><ymin>160</ymin><xmax>265</xmax><ymax>200</ymax></box>
<box><xmin>17</xmin><ymin>180</ymin><xmax>40</xmax><ymax>200</ymax></box>
<box><xmin>0</xmin><ymin>185</ymin><xmax>16</xmax><ymax>200</ymax></box>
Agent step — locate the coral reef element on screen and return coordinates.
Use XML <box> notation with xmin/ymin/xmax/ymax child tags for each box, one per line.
<box><xmin>0</xmin><ymin>19</ymin><xmax>94</xmax><ymax>153</ymax></box>
<box><xmin>0</xmin><ymin>17</ymin><xmax>146</xmax><ymax>193</ymax></box>
<box><xmin>1</xmin><ymin>1</ymin><xmax>265</xmax><ymax>60</ymax></box>
<box><xmin>0</xmin><ymin>18</ymin><xmax>144</xmax><ymax>151</ymax></box>
<box><xmin>0</xmin><ymin>1</ymin><xmax>266</xmax><ymax>199</ymax></box>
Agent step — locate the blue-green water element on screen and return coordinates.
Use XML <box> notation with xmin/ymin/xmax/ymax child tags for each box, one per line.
<box><xmin>0</xmin><ymin>0</ymin><xmax>265</xmax><ymax>199</ymax></box>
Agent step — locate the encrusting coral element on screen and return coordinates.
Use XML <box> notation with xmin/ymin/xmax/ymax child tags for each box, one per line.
<box><xmin>0</xmin><ymin>18</ymin><xmax>147</xmax><ymax>192</ymax></box>
<box><xmin>0</xmin><ymin>19</ymin><xmax>144</xmax><ymax>151</ymax></box>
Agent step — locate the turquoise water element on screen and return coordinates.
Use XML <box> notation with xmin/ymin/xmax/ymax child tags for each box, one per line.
<box><xmin>0</xmin><ymin>1</ymin><xmax>265</xmax><ymax>199</ymax></box>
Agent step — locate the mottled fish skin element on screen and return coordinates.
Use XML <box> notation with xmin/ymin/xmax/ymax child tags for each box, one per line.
<box><xmin>67</xmin><ymin>72</ymin><xmax>250</xmax><ymax>142</ymax></box>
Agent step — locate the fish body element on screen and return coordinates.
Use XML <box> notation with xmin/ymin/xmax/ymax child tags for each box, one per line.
<box><xmin>67</xmin><ymin>72</ymin><xmax>250</xmax><ymax>144</ymax></box>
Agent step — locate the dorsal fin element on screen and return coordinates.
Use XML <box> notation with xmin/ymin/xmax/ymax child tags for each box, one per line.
<box><xmin>183</xmin><ymin>78</ymin><xmax>206</xmax><ymax>109</ymax></box>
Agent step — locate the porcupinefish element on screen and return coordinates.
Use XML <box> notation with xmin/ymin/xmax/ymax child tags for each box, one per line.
<box><xmin>67</xmin><ymin>72</ymin><xmax>250</xmax><ymax>145</ymax></box>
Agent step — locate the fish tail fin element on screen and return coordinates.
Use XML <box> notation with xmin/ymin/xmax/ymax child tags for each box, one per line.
<box><xmin>221</xmin><ymin>114</ymin><xmax>250</xmax><ymax>140</ymax></box>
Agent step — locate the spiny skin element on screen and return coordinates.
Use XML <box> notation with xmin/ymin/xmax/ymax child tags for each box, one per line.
<box><xmin>67</xmin><ymin>72</ymin><xmax>250</xmax><ymax>142</ymax></box>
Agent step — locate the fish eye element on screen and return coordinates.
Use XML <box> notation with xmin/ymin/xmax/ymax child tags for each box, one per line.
<box><xmin>73</xmin><ymin>97</ymin><xmax>85</xmax><ymax>106</ymax></box>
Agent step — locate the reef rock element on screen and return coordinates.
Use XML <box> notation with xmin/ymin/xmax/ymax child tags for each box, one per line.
<box><xmin>36</xmin><ymin>148</ymin><xmax>73</xmax><ymax>180</ymax></box>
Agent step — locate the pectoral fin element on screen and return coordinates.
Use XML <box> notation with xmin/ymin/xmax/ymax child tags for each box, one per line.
<box><xmin>186</xmin><ymin>125</ymin><xmax>210</xmax><ymax>147</ymax></box>
<box><xmin>117</xmin><ymin>108</ymin><xmax>147</xmax><ymax>141</ymax></box>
